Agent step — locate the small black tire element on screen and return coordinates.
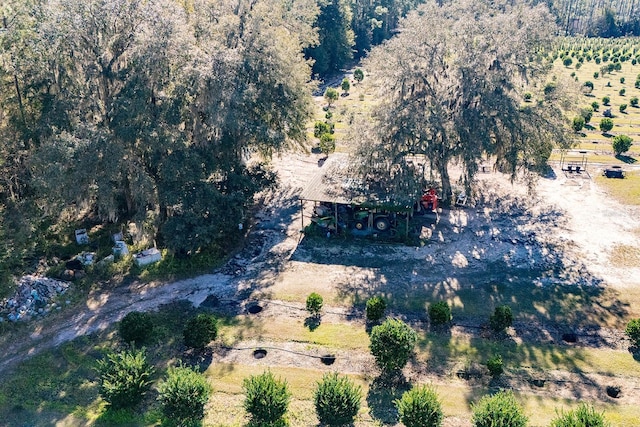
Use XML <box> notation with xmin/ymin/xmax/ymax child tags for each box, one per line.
<box><xmin>354</xmin><ymin>220</ymin><xmax>366</xmax><ymax>230</ymax></box>
<box><xmin>374</xmin><ymin>217</ymin><xmax>390</xmax><ymax>231</ymax></box>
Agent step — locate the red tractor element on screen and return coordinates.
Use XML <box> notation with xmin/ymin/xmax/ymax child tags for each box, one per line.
<box><xmin>420</xmin><ymin>188</ymin><xmax>438</xmax><ymax>212</ymax></box>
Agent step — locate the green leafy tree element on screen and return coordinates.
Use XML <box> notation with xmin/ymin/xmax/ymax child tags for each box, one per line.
<box><xmin>96</xmin><ymin>348</ymin><xmax>154</xmax><ymax>409</ymax></box>
<box><xmin>354</xmin><ymin>68</ymin><xmax>364</xmax><ymax>83</ymax></box>
<box><xmin>369</xmin><ymin>318</ymin><xmax>418</xmax><ymax>373</ymax></box>
<box><xmin>349</xmin><ymin>0</ymin><xmax>571</xmax><ymax>203</ymax></box>
<box><xmin>183</xmin><ymin>314</ymin><xmax>218</xmax><ymax>350</ymax></box>
<box><xmin>620</xmin><ymin>104</ymin><xmax>628</xmax><ymax>113</ymax></box>
<box><xmin>602</xmin><ymin>96</ymin><xmax>611</xmax><ymax>105</ymax></box>
<box><xmin>591</xmin><ymin>101</ymin><xmax>600</xmax><ymax>111</ymax></box>
<box><xmin>613</xmin><ymin>135</ymin><xmax>633</xmax><ymax>155</ymax></box>
<box><xmin>619</xmin><ymin>88</ymin><xmax>626</xmax><ymax>96</ymax></box>
<box><xmin>599</xmin><ymin>117</ymin><xmax>614</xmax><ymax>133</ymax></box>
<box><xmin>341</xmin><ymin>78</ymin><xmax>351</xmax><ymax>95</ymax></box>
<box><xmin>319</xmin><ymin>133</ymin><xmax>337</xmax><ymax>156</ymax></box>
<box><xmin>158</xmin><ymin>364</ymin><xmax>211</xmax><ymax>425</ymax></box>
<box><xmin>324</xmin><ymin>87</ymin><xmax>339</xmax><ymax>107</ymax></box>
<box><xmin>306</xmin><ymin>292</ymin><xmax>324</xmax><ymax>316</ymax></box>
<box><xmin>582</xmin><ymin>81</ymin><xmax>594</xmax><ymax>93</ymax></box>
<box><xmin>243</xmin><ymin>370</ymin><xmax>291</xmax><ymax>426</ymax></box>
<box><xmin>486</xmin><ymin>355</ymin><xmax>504</xmax><ymax>378</ymax></box>
<box><xmin>119</xmin><ymin>311</ymin><xmax>154</xmax><ymax>346</ymax></box>
<box><xmin>395</xmin><ymin>384</ymin><xmax>444</xmax><ymax>427</ymax></box>
<box><xmin>428</xmin><ymin>301</ymin><xmax>452</xmax><ymax>325</ymax></box>
<box><xmin>625</xmin><ymin>318</ymin><xmax>640</xmax><ymax>347</ymax></box>
<box><xmin>314</xmin><ymin>121</ymin><xmax>334</xmax><ymax>138</ymax></box>
<box><xmin>365</xmin><ymin>295</ymin><xmax>387</xmax><ymax>322</ymax></box>
<box><xmin>489</xmin><ymin>305</ymin><xmax>513</xmax><ymax>332</ymax></box>
<box><xmin>471</xmin><ymin>390</ymin><xmax>527</xmax><ymax>427</ymax></box>
<box><xmin>563</xmin><ymin>57</ymin><xmax>573</xmax><ymax>67</ymax></box>
<box><xmin>307</xmin><ymin>0</ymin><xmax>354</xmax><ymax>76</ymax></box>
<box><xmin>580</xmin><ymin>107</ymin><xmax>593</xmax><ymax>123</ymax></box>
<box><xmin>314</xmin><ymin>372</ymin><xmax>362</xmax><ymax>426</ymax></box>
<box><xmin>572</xmin><ymin>116</ymin><xmax>585</xmax><ymax>132</ymax></box>
<box><xmin>550</xmin><ymin>403</ymin><xmax>609</xmax><ymax>427</ymax></box>
<box><xmin>630</xmin><ymin>96</ymin><xmax>639</xmax><ymax>107</ymax></box>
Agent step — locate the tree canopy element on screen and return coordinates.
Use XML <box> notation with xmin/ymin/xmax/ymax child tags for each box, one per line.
<box><xmin>349</xmin><ymin>0</ymin><xmax>575</xmax><ymax>202</ymax></box>
<box><xmin>0</xmin><ymin>0</ymin><xmax>318</xmax><ymax>257</ymax></box>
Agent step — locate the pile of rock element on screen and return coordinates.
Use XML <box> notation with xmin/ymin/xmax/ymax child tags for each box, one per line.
<box><xmin>0</xmin><ymin>275</ymin><xmax>71</xmax><ymax>322</ymax></box>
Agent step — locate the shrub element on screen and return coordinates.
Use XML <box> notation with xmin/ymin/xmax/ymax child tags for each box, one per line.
<box><xmin>625</xmin><ymin>318</ymin><xmax>640</xmax><ymax>347</ymax></box>
<box><xmin>599</xmin><ymin>117</ymin><xmax>614</xmax><ymax>133</ymax></box>
<box><xmin>575</xmin><ymin>62</ymin><xmax>582</xmax><ymax>70</ymax></box>
<box><xmin>243</xmin><ymin>370</ymin><xmax>291</xmax><ymax>425</ymax></box>
<box><xmin>471</xmin><ymin>390</ymin><xmax>527</xmax><ymax>427</ymax></box>
<box><xmin>595</xmin><ymin>57</ymin><xmax>601</xmax><ymax>64</ymax></box>
<box><xmin>96</xmin><ymin>348</ymin><xmax>154</xmax><ymax>409</ymax></box>
<box><xmin>306</xmin><ymin>292</ymin><xmax>323</xmax><ymax>316</ymax></box>
<box><xmin>549</xmin><ymin>403</ymin><xmax>609</xmax><ymax>427</ymax></box>
<box><xmin>314</xmin><ymin>121</ymin><xmax>333</xmax><ymax>138</ymax></box>
<box><xmin>580</xmin><ymin>106</ymin><xmax>593</xmax><ymax>123</ymax></box>
<box><xmin>602</xmin><ymin>96</ymin><xmax>610</xmax><ymax>105</ymax></box>
<box><xmin>563</xmin><ymin>57</ymin><xmax>572</xmax><ymax>67</ymax></box>
<box><xmin>614</xmin><ymin>62</ymin><xmax>622</xmax><ymax>71</ymax></box>
<box><xmin>620</xmin><ymin>77</ymin><xmax>625</xmax><ymax>84</ymax></box>
<box><xmin>369</xmin><ymin>318</ymin><xmax>418</xmax><ymax>373</ymax></box>
<box><xmin>591</xmin><ymin>101</ymin><xmax>599</xmax><ymax>111</ymax></box>
<box><xmin>341</xmin><ymin>78</ymin><xmax>350</xmax><ymax>94</ymax></box>
<box><xmin>489</xmin><ymin>305</ymin><xmax>513</xmax><ymax>332</ymax></box>
<box><xmin>314</xmin><ymin>372</ymin><xmax>362</xmax><ymax>426</ymax></box>
<box><xmin>158</xmin><ymin>364</ymin><xmax>211</xmax><ymax>425</ymax></box>
<box><xmin>636</xmin><ymin>79</ymin><xmax>640</xmax><ymax>89</ymax></box>
<box><xmin>183</xmin><ymin>313</ymin><xmax>218</xmax><ymax>350</ymax></box>
<box><xmin>395</xmin><ymin>384</ymin><xmax>443</xmax><ymax>427</ymax></box>
<box><xmin>572</xmin><ymin>116</ymin><xmax>585</xmax><ymax>132</ymax></box>
<box><xmin>631</xmin><ymin>96</ymin><xmax>639</xmax><ymax>107</ymax></box>
<box><xmin>582</xmin><ymin>81</ymin><xmax>594</xmax><ymax>93</ymax></box>
<box><xmin>319</xmin><ymin>133</ymin><xmax>336</xmax><ymax>156</ymax></box>
<box><xmin>428</xmin><ymin>301</ymin><xmax>452</xmax><ymax>325</ymax></box>
<box><xmin>613</xmin><ymin>135</ymin><xmax>633</xmax><ymax>155</ymax></box>
<box><xmin>365</xmin><ymin>295</ymin><xmax>387</xmax><ymax>322</ymax></box>
<box><xmin>593</xmin><ymin>71</ymin><xmax>599</xmax><ymax>78</ymax></box>
<box><xmin>619</xmin><ymin>88</ymin><xmax>626</xmax><ymax>96</ymax></box>
<box><xmin>523</xmin><ymin>92</ymin><xmax>532</xmax><ymax>101</ymax></box>
<box><xmin>324</xmin><ymin>87</ymin><xmax>339</xmax><ymax>107</ymax></box>
<box><xmin>354</xmin><ymin>68</ymin><xmax>364</xmax><ymax>83</ymax></box>
<box><xmin>486</xmin><ymin>355</ymin><xmax>504</xmax><ymax>378</ymax></box>
<box><xmin>620</xmin><ymin>103</ymin><xmax>628</xmax><ymax>113</ymax></box>
<box><xmin>119</xmin><ymin>311</ymin><xmax>154</xmax><ymax>346</ymax></box>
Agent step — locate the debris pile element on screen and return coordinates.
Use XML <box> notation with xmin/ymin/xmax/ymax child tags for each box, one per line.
<box><xmin>0</xmin><ymin>276</ymin><xmax>71</xmax><ymax>322</ymax></box>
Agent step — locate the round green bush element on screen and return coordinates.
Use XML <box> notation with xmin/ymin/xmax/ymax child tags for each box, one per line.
<box><xmin>183</xmin><ymin>313</ymin><xmax>218</xmax><ymax>349</ymax></box>
<box><xmin>602</xmin><ymin>96</ymin><xmax>610</xmax><ymax>106</ymax></box>
<box><xmin>314</xmin><ymin>372</ymin><xmax>362</xmax><ymax>426</ymax></box>
<box><xmin>572</xmin><ymin>116</ymin><xmax>585</xmax><ymax>132</ymax></box>
<box><xmin>369</xmin><ymin>318</ymin><xmax>418</xmax><ymax>373</ymax></box>
<box><xmin>612</xmin><ymin>134</ymin><xmax>633</xmax><ymax>155</ymax></box>
<box><xmin>619</xmin><ymin>88</ymin><xmax>626</xmax><ymax>96</ymax></box>
<box><xmin>630</xmin><ymin>96</ymin><xmax>639</xmax><ymax>107</ymax></box>
<box><xmin>96</xmin><ymin>348</ymin><xmax>154</xmax><ymax>409</ymax></box>
<box><xmin>306</xmin><ymin>292</ymin><xmax>323</xmax><ymax>316</ymax></box>
<box><xmin>395</xmin><ymin>384</ymin><xmax>443</xmax><ymax>427</ymax></box>
<box><xmin>625</xmin><ymin>318</ymin><xmax>640</xmax><ymax>347</ymax></box>
<box><xmin>549</xmin><ymin>403</ymin><xmax>609</xmax><ymax>427</ymax></box>
<box><xmin>620</xmin><ymin>104</ymin><xmax>628</xmax><ymax>113</ymax></box>
<box><xmin>319</xmin><ymin>133</ymin><xmax>336</xmax><ymax>156</ymax></box>
<box><xmin>486</xmin><ymin>355</ymin><xmax>503</xmax><ymax>378</ymax></box>
<box><xmin>599</xmin><ymin>117</ymin><xmax>614</xmax><ymax>133</ymax></box>
<box><xmin>428</xmin><ymin>301</ymin><xmax>452</xmax><ymax>325</ymax></box>
<box><xmin>591</xmin><ymin>101</ymin><xmax>599</xmax><ymax>111</ymax></box>
<box><xmin>472</xmin><ymin>390</ymin><xmax>527</xmax><ymax>427</ymax></box>
<box><xmin>243</xmin><ymin>370</ymin><xmax>291</xmax><ymax>425</ymax></box>
<box><xmin>563</xmin><ymin>57</ymin><xmax>572</xmax><ymax>67</ymax></box>
<box><xmin>158</xmin><ymin>364</ymin><xmax>211</xmax><ymax>425</ymax></box>
<box><xmin>119</xmin><ymin>311</ymin><xmax>154</xmax><ymax>346</ymax></box>
<box><xmin>523</xmin><ymin>92</ymin><xmax>532</xmax><ymax>101</ymax></box>
<box><xmin>365</xmin><ymin>295</ymin><xmax>387</xmax><ymax>322</ymax></box>
<box><xmin>489</xmin><ymin>305</ymin><xmax>513</xmax><ymax>332</ymax></box>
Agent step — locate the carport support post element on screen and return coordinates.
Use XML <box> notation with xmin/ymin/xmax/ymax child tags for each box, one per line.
<box><xmin>300</xmin><ymin>199</ymin><xmax>304</xmax><ymax>230</ymax></box>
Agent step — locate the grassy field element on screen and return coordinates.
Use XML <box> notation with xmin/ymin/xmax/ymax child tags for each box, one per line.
<box><xmin>550</xmin><ymin>51</ymin><xmax>640</xmax><ymax>167</ymax></box>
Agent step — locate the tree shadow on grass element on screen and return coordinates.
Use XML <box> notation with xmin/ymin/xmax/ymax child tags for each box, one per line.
<box><xmin>615</xmin><ymin>154</ymin><xmax>637</xmax><ymax>164</ymax></box>
<box><xmin>366</xmin><ymin>373</ymin><xmax>410</xmax><ymax>425</ymax></box>
<box><xmin>304</xmin><ymin>315</ymin><xmax>321</xmax><ymax>331</ymax></box>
